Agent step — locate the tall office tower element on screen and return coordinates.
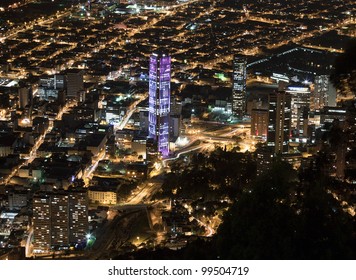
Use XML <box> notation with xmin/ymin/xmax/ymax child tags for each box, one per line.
<box><xmin>285</xmin><ymin>85</ymin><xmax>310</xmax><ymax>135</ymax></box>
<box><xmin>66</xmin><ymin>70</ymin><xmax>84</xmax><ymax>99</ymax></box>
<box><xmin>148</xmin><ymin>51</ymin><xmax>171</xmax><ymax>157</ymax></box>
<box><xmin>267</xmin><ymin>91</ymin><xmax>291</xmax><ymax>154</ymax></box>
<box><xmin>32</xmin><ymin>190</ymin><xmax>88</xmax><ymax>254</ymax></box>
<box><xmin>313</xmin><ymin>75</ymin><xmax>337</xmax><ymax>110</ymax></box>
<box><xmin>33</xmin><ymin>194</ymin><xmax>51</xmax><ymax>253</ymax></box>
<box><xmin>232</xmin><ymin>56</ymin><xmax>247</xmax><ymax>118</ymax></box>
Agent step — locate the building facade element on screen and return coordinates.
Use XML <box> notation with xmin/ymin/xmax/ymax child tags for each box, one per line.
<box><xmin>51</xmin><ymin>193</ymin><xmax>69</xmax><ymax>247</ymax></box>
<box><xmin>148</xmin><ymin>52</ymin><xmax>171</xmax><ymax>157</ymax></box>
<box><xmin>33</xmin><ymin>195</ymin><xmax>51</xmax><ymax>254</ymax></box>
<box><xmin>285</xmin><ymin>85</ymin><xmax>310</xmax><ymax>135</ymax></box>
<box><xmin>66</xmin><ymin>70</ymin><xmax>84</xmax><ymax>99</ymax></box>
<box><xmin>267</xmin><ymin>91</ymin><xmax>291</xmax><ymax>154</ymax></box>
<box><xmin>313</xmin><ymin>75</ymin><xmax>337</xmax><ymax>110</ymax></box>
<box><xmin>232</xmin><ymin>56</ymin><xmax>247</xmax><ymax>118</ymax></box>
<box><xmin>32</xmin><ymin>190</ymin><xmax>88</xmax><ymax>254</ymax></box>
<box><xmin>251</xmin><ymin>109</ymin><xmax>268</xmax><ymax>138</ymax></box>
<box><xmin>88</xmin><ymin>187</ymin><xmax>117</xmax><ymax>205</ymax></box>
<box><xmin>69</xmin><ymin>190</ymin><xmax>89</xmax><ymax>243</ymax></box>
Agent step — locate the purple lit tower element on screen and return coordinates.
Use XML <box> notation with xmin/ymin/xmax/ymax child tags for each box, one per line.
<box><xmin>148</xmin><ymin>51</ymin><xmax>171</xmax><ymax>157</ymax></box>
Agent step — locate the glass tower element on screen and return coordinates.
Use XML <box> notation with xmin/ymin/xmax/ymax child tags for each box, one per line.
<box><xmin>232</xmin><ymin>56</ymin><xmax>247</xmax><ymax>118</ymax></box>
<box><xmin>148</xmin><ymin>52</ymin><xmax>171</xmax><ymax>157</ymax></box>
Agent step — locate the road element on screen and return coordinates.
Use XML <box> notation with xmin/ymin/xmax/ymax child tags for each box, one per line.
<box><xmin>83</xmin><ymin>150</ymin><xmax>106</xmax><ymax>186</ymax></box>
<box><xmin>163</xmin><ymin>122</ymin><xmax>253</xmax><ymax>165</ymax></box>
<box><xmin>116</xmin><ymin>94</ymin><xmax>147</xmax><ymax>131</ymax></box>
<box><xmin>126</xmin><ymin>180</ymin><xmax>163</xmax><ymax>205</ymax></box>
<box><xmin>82</xmin><ymin>93</ymin><xmax>147</xmax><ymax>186</ymax></box>
<box><xmin>83</xmin><ymin>210</ymin><xmax>139</xmax><ymax>260</ymax></box>
<box><xmin>3</xmin><ymin>101</ymin><xmax>76</xmax><ymax>185</ymax></box>
<box><xmin>0</xmin><ymin>6</ymin><xmax>75</xmax><ymax>43</ymax></box>
<box><xmin>25</xmin><ymin>227</ymin><xmax>33</xmax><ymax>258</ymax></box>
<box><xmin>193</xmin><ymin>216</ymin><xmax>215</xmax><ymax>237</ymax></box>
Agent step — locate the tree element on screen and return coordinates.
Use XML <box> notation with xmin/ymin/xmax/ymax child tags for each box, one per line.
<box><xmin>215</xmin><ymin>160</ymin><xmax>298</xmax><ymax>259</ymax></box>
<box><xmin>295</xmin><ymin>174</ymin><xmax>355</xmax><ymax>259</ymax></box>
<box><xmin>330</xmin><ymin>39</ymin><xmax>356</xmax><ymax>96</ymax></box>
<box><xmin>215</xmin><ymin>160</ymin><xmax>355</xmax><ymax>259</ymax></box>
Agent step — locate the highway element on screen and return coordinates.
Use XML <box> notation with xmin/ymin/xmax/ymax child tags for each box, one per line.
<box><xmin>25</xmin><ymin>227</ymin><xmax>33</xmax><ymax>258</ymax></box>
<box><xmin>83</xmin><ymin>177</ymin><xmax>164</xmax><ymax>259</ymax></box>
<box><xmin>79</xmin><ymin>119</ymin><xmax>253</xmax><ymax>258</ymax></box>
<box><xmin>84</xmin><ymin>210</ymin><xmax>140</xmax><ymax>260</ymax></box>
<box><xmin>126</xmin><ymin>179</ymin><xmax>163</xmax><ymax>205</ymax></box>
<box><xmin>163</xmin><ymin>122</ymin><xmax>253</xmax><ymax>165</ymax></box>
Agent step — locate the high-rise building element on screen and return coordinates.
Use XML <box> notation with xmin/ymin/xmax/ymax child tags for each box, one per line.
<box><xmin>148</xmin><ymin>51</ymin><xmax>171</xmax><ymax>157</ymax></box>
<box><xmin>267</xmin><ymin>91</ymin><xmax>291</xmax><ymax>154</ymax></box>
<box><xmin>69</xmin><ymin>190</ymin><xmax>89</xmax><ymax>244</ymax></box>
<box><xmin>285</xmin><ymin>85</ymin><xmax>310</xmax><ymax>134</ymax></box>
<box><xmin>232</xmin><ymin>56</ymin><xmax>247</xmax><ymax>118</ymax></box>
<box><xmin>51</xmin><ymin>193</ymin><xmax>69</xmax><ymax>247</ymax></box>
<box><xmin>66</xmin><ymin>70</ymin><xmax>84</xmax><ymax>99</ymax></box>
<box><xmin>32</xmin><ymin>189</ymin><xmax>88</xmax><ymax>254</ymax></box>
<box><xmin>251</xmin><ymin>108</ymin><xmax>268</xmax><ymax>138</ymax></box>
<box><xmin>312</xmin><ymin>75</ymin><xmax>337</xmax><ymax>110</ymax></box>
<box><xmin>33</xmin><ymin>194</ymin><xmax>51</xmax><ymax>254</ymax></box>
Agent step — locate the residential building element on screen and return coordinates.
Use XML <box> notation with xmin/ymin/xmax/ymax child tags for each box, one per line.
<box><xmin>32</xmin><ymin>189</ymin><xmax>88</xmax><ymax>254</ymax></box>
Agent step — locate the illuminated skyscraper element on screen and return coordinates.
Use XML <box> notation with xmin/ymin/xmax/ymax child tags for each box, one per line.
<box><xmin>267</xmin><ymin>91</ymin><xmax>291</xmax><ymax>154</ymax></box>
<box><xmin>148</xmin><ymin>51</ymin><xmax>171</xmax><ymax>157</ymax></box>
<box><xmin>232</xmin><ymin>56</ymin><xmax>247</xmax><ymax>118</ymax></box>
<box><xmin>312</xmin><ymin>75</ymin><xmax>337</xmax><ymax>110</ymax></box>
<box><xmin>285</xmin><ymin>85</ymin><xmax>310</xmax><ymax>133</ymax></box>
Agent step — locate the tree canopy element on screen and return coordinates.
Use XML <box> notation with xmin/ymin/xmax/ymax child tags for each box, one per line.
<box><xmin>215</xmin><ymin>160</ymin><xmax>355</xmax><ymax>259</ymax></box>
<box><xmin>330</xmin><ymin>39</ymin><xmax>356</xmax><ymax>96</ymax></box>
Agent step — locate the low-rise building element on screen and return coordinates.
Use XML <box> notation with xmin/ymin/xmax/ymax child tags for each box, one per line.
<box><xmin>88</xmin><ymin>186</ymin><xmax>118</xmax><ymax>205</ymax></box>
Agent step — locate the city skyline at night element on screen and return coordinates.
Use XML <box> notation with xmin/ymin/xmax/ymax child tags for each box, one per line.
<box><xmin>0</xmin><ymin>0</ymin><xmax>355</xmax><ymax>261</ymax></box>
